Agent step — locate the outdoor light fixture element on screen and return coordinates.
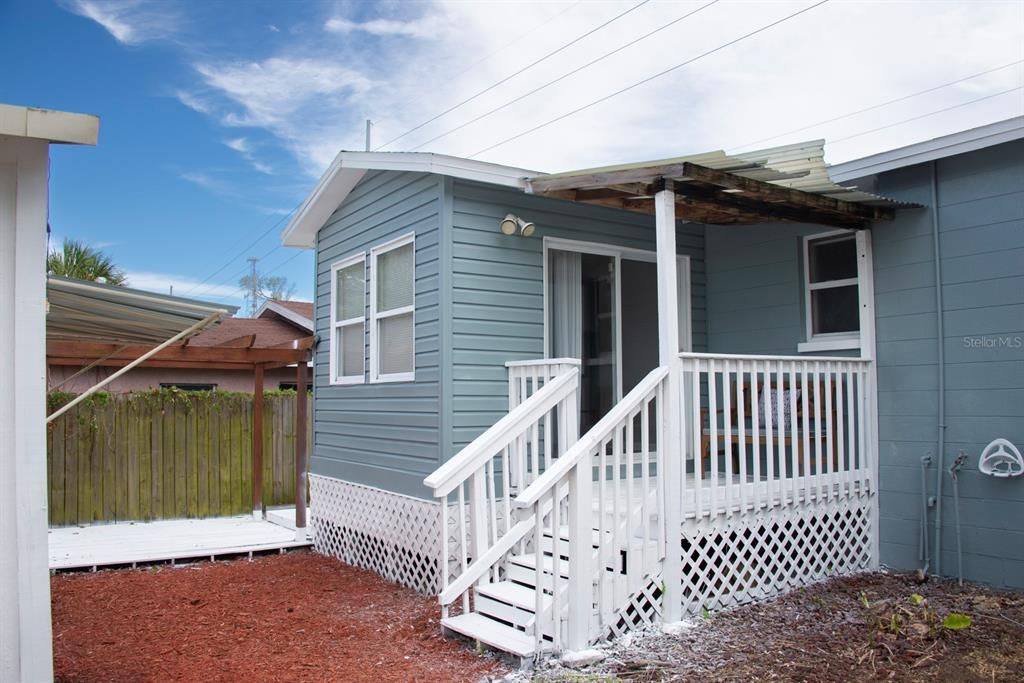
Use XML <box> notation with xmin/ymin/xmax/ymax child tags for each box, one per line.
<box><xmin>499</xmin><ymin>213</ymin><xmax>535</xmax><ymax>237</ymax></box>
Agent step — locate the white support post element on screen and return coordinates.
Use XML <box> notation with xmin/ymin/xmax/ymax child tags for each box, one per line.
<box><xmin>856</xmin><ymin>230</ymin><xmax>881</xmax><ymax>568</ymax></box>
<box><xmin>468</xmin><ymin>470</ymin><xmax>489</xmax><ymax>586</ymax></box>
<box><xmin>1</xmin><ymin>138</ymin><xmax>54</xmax><ymax>683</ymax></box>
<box><xmin>655</xmin><ymin>183</ymin><xmax>682</xmax><ymax>622</ymax></box>
<box><xmin>564</xmin><ymin>389</ymin><xmax>591</xmax><ymax>650</ymax></box>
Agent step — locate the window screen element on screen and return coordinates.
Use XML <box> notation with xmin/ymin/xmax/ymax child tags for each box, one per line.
<box><xmin>331</xmin><ymin>257</ymin><xmax>365</xmax><ymax>382</ymax></box>
<box><xmin>372</xmin><ymin>236</ymin><xmax>415</xmax><ymax>381</ymax></box>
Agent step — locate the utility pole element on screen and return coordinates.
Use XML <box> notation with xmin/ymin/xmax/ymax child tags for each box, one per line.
<box><xmin>365</xmin><ymin>119</ymin><xmax>373</xmax><ymax>151</ymax></box>
<box><xmin>247</xmin><ymin>256</ymin><xmax>259</xmax><ymax>317</ymax></box>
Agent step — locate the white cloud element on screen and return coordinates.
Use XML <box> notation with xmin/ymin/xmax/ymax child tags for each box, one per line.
<box><xmin>64</xmin><ymin>0</ymin><xmax>180</xmax><ymax>45</ymax></box>
<box><xmin>143</xmin><ymin>2</ymin><xmax>1024</xmax><ymax>177</ymax></box>
<box><xmin>124</xmin><ymin>271</ymin><xmax>243</xmax><ymax>301</ymax></box>
<box><xmin>222</xmin><ymin>137</ymin><xmax>274</xmax><ymax>174</ymax></box>
<box><xmin>175</xmin><ymin>89</ymin><xmax>213</xmax><ymax>115</ymax></box>
<box><xmin>192</xmin><ymin>56</ymin><xmax>374</xmax><ymax>172</ymax></box>
<box><xmin>223</xmin><ymin>137</ymin><xmax>250</xmax><ymax>154</ymax></box>
<box><xmin>324</xmin><ymin>16</ymin><xmax>442</xmax><ymax>39</ymax></box>
<box><xmin>179</xmin><ymin>171</ymin><xmax>230</xmax><ymax>194</ymax></box>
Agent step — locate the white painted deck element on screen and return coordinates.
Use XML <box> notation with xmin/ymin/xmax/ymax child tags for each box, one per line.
<box><xmin>48</xmin><ymin>513</ymin><xmax>311</xmax><ymax>570</ymax></box>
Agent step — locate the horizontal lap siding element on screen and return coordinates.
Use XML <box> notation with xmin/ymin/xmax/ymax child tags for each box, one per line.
<box><xmin>705</xmin><ymin>222</ymin><xmax>847</xmax><ymax>355</ymax></box>
<box><xmin>871</xmin><ymin>141</ymin><xmax>1024</xmax><ymax>589</ymax></box>
<box><xmin>313</xmin><ymin>171</ymin><xmax>442</xmax><ymax>498</ymax></box>
<box><xmin>447</xmin><ymin>180</ymin><xmax>706</xmax><ymax>458</ymax></box>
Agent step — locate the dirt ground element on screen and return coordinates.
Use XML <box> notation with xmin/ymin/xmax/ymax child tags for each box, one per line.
<box><xmin>529</xmin><ymin>571</ymin><xmax>1024</xmax><ymax>683</ymax></box>
<box><xmin>51</xmin><ymin>551</ymin><xmax>507</xmax><ymax>683</ymax></box>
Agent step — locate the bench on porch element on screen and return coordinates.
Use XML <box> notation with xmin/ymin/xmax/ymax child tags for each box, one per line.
<box><xmin>699</xmin><ymin>374</ymin><xmax>840</xmax><ymax>479</ymax></box>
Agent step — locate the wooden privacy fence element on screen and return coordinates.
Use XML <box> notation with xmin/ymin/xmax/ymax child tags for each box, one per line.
<box><xmin>47</xmin><ymin>391</ymin><xmax>311</xmax><ymax>526</ymax></box>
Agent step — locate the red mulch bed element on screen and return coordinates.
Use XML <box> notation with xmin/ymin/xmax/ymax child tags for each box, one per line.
<box><xmin>52</xmin><ymin>551</ymin><xmax>507</xmax><ymax>682</ymax></box>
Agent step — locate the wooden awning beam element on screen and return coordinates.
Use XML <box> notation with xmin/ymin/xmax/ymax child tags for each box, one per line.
<box><xmin>525</xmin><ymin>161</ymin><xmax>893</xmax><ymax>227</ymax></box>
<box><xmin>48</xmin><ymin>340</ymin><xmax>310</xmax><ymax>365</ymax></box>
<box><xmin>679</xmin><ymin>162</ymin><xmax>893</xmax><ymax>222</ymax></box>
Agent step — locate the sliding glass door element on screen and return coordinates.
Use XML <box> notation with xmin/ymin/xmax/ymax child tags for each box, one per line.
<box><xmin>547</xmin><ymin>240</ymin><xmax>690</xmax><ymax>433</ymax></box>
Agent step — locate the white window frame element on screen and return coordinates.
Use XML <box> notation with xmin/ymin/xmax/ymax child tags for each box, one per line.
<box><xmin>369</xmin><ymin>232</ymin><xmax>416</xmax><ymax>383</ymax></box>
<box><xmin>798</xmin><ymin>229</ymin><xmax>866</xmax><ymax>353</ymax></box>
<box><xmin>329</xmin><ymin>251</ymin><xmax>366</xmax><ymax>385</ymax></box>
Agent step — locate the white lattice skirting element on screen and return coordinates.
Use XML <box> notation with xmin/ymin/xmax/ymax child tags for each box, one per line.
<box><xmin>679</xmin><ymin>495</ymin><xmax>874</xmax><ymax>615</ymax></box>
<box><xmin>310</xmin><ymin>475</ymin><xmax>442</xmax><ymax>595</ymax></box>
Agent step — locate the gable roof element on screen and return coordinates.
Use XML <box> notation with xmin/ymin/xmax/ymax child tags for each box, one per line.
<box><xmin>255</xmin><ymin>299</ymin><xmax>314</xmax><ymax>331</ymax></box>
<box><xmin>281</xmin><ymin>151</ymin><xmax>536</xmax><ymax>248</ymax></box>
<box><xmin>829</xmin><ymin>116</ymin><xmax>1024</xmax><ymax>183</ymax></box>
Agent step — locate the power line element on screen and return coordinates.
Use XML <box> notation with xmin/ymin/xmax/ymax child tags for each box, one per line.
<box><xmin>191</xmin><ymin>240</ymin><xmax>285</xmax><ymax>299</ymax></box>
<box><xmin>469</xmin><ymin>0</ymin><xmax>831</xmax><ymax>158</ymax></box>
<box><xmin>442</xmin><ymin>1</ymin><xmax>585</xmax><ymax>84</ymax></box>
<box><xmin>182</xmin><ymin>207</ymin><xmax>297</xmax><ymax>295</ymax></box>
<box><xmin>828</xmin><ymin>85</ymin><xmax>1023</xmax><ymax>145</ymax></box>
<box><xmin>410</xmin><ymin>0</ymin><xmax>720</xmax><ymax>152</ymax></box>
<box><xmin>374</xmin><ymin>0</ymin><xmax>652</xmax><ymax>151</ymax></box>
<box><xmin>730</xmin><ymin>59</ymin><xmax>1024</xmax><ymax>152</ymax></box>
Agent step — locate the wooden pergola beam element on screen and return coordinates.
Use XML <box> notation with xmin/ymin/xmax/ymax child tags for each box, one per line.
<box><xmin>680</xmin><ymin>162</ymin><xmax>893</xmax><ymax>222</ymax></box>
<box><xmin>675</xmin><ymin>181</ymin><xmax>868</xmax><ymax>230</ymax></box>
<box><xmin>47</xmin><ymin>340</ymin><xmax>312</xmax><ymax>365</ymax></box>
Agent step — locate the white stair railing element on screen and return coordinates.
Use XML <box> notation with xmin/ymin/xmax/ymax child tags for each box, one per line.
<box><xmin>424</xmin><ymin>367</ymin><xmax>580</xmax><ymax>619</ymax></box>
<box><xmin>515</xmin><ymin>365</ymin><xmax>670</xmax><ymax>652</ymax></box>
<box><xmin>506</xmin><ymin>358</ymin><xmax>581</xmax><ymax>411</ymax></box>
<box><xmin>505</xmin><ymin>358</ymin><xmax>581</xmax><ymax>494</ymax></box>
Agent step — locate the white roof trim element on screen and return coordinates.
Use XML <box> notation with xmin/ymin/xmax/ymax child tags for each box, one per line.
<box><xmin>0</xmin><ymin>104</ymin><xmax>99</xmax><ymax>145</ymax></box>
<box><xmin>281</xmin><ymin>151</ymin><xmax>537</xmax><ymax>248</ymax></box>
<box><xmin>256</xmin><ymin>300</ymin><xmax>314</xmax><ymax>332</ymax></box>
<box><xmin>829</xmin><ymin>116</ymin><xmax>1024</xmax><ymax>183</ymax></box>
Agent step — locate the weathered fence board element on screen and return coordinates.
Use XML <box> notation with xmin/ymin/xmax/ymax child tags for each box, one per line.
<box><xmin>47</xmin><ymin>392</ymin><xmax>309</xmax><ymax>526</ymax></box>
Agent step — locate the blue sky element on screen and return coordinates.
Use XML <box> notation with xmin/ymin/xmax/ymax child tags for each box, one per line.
<box><xmin>1</xmin><ymin>1</ymin><xmax>1021</xmax><ymax>311</ymax></box>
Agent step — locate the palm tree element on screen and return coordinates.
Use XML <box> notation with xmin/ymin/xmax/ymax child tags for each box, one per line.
<box><xmin>47</xmin><ymin>239</ymin><xmax>127</xmax><ymax>286</ymax></box>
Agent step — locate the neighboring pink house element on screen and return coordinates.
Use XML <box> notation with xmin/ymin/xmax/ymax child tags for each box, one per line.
<box><xmin>49</xmin><ymin>300</ymin><xmax>314</xmax><ymax>393</ymax></box>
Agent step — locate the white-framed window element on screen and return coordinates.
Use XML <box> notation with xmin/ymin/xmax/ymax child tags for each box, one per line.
<box><xmin>329</xmin><ymin>252</ymin><xmax>366</xmax><ymax>385</ymax></box>
<box><xmin>370</xmin><ymin>232</ymin><xmax>415</xmax><ymax>383</ymax></box>
<box><xmin>799</xmin><ymin>231</ymin><xmax>862</xmax><ymax>352</ymax></box>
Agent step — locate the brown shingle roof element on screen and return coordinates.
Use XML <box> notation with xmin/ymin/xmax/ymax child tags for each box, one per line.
<box><xmin>187</xmin><ymin>317</ymin><xmax>309</xmax><ymax>349</ymax></box>
<box><xmin>275</xmin><ymin>301</ymin><xmax>313</xmax><ymax>320</ymax></box>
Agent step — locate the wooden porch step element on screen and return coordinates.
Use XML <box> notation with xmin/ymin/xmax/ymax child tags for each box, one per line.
<box><xmin>508</xmin><ymin>552</ymin><xmax>570</xmax><ymax>584</ymax></box>
<box><xmin>441</xmin><ymin>613</ymin><xmax>537</xmax><ymax>657</ymax></box>
<box><xmin>477</xmin><ymin>580</ymin><xmax>550</xmax><ymax>612</ymax></box>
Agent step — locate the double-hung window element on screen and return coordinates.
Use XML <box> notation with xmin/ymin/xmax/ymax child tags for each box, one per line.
<box><xmin>370</xmin><ymin>233</ymin><xmax>415</xmax><ymax>382</ymax></box>
<box><xmin>800</xmin><ymin>231</ymin><xmax>862</xmax><ymax>352</ymax></box>
<box><xmin>330</xmin><ymin>253</ymin><xmax>366</xmax><ymax>384</ymax></box>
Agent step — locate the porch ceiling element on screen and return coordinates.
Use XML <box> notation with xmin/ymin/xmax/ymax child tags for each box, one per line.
<box><xmin>525</xmin><ymin>140</ymin><xmax>919</xmax><ymax>230</ymax></box>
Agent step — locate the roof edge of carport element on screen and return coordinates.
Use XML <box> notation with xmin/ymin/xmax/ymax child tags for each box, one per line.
<box><xmin>280</xmin><ymin>151</ymin><xmax>538</xmax><ymax>248</ymax></box>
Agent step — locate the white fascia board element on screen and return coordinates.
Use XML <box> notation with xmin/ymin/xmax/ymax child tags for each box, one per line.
<box><xmin>256</xmin><ymin>300</ymin><xmax>314</xmax><ymax>332</ymax></box>
<box><xmin>0</xmin><ymin>104</ymin><xmax>99</xmax><ymax>145</ymax></box>
<box><xmin>281</xmin><ymin>151</ymin><xmax>538</xmax><ymax>248</ymax></box>
<box><xmin>829</xmin><ymin>116</ymin><xmax>1024</xmax><ymax>183</ymax></box>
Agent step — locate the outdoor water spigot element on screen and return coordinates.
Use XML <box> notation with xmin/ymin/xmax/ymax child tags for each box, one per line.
<box><xmin>949</xmin><ymin>450</ymin><xmax>968</xmax><ymax>477</ymax></box>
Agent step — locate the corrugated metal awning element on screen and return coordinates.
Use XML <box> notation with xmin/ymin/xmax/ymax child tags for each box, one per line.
<box><xmin>46</xmin><ymin>276</ymin><xmax>236</xmax><ymax>345</ymax></box>
<box><xmin>525</xmin><ymin>140</ymin><xmax>919</xmax><ymax>229</ymax></box>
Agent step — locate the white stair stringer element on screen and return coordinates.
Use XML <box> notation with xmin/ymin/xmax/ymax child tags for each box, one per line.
<box><xmin>442</xmin><ymin>525</ymin><xmax>664</xmax><ymax>658</ymax></box>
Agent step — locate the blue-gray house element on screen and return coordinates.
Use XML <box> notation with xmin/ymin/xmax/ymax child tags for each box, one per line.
<box><xmin>281</xmin><ymin>117</ymin><xmax>1022</xmax><ymax>657</ymax></box>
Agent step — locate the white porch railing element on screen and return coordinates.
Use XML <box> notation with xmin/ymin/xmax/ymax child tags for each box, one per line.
<box><xmin>506</xmin><ymin>358</ymin><xmax>581</xmax><ymax>411</ymax></box>
<box><xmin>679</xmin><ymin>351</ymin><xmax>875</xmax><ymax>519</ymax></box>
<box><xmin>515</xmin><ymin>365</ymin><xmax>669</xmax><ymax>651</ymax></box>
<box><xmin>424</xmin><ymin>366</ymin><xmax>580</xmax><ymax>618</ymax></box>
